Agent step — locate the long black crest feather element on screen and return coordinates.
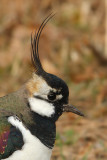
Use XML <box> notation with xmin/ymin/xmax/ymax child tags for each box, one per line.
<box><xmin>31</xmin><ymin>13</ymin><xmax>56</xmax><ymax>75</ymax></box>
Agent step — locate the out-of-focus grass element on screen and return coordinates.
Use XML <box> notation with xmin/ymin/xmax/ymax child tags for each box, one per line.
<box><xmin>56</xmin><ymin>129</ymin><xmax>78</xmax><ymax>146</ymax></box>
<box><xmin>56</xmin><ymin>130</ymin><xmax>79</xmax><ymax>160</ymax></box>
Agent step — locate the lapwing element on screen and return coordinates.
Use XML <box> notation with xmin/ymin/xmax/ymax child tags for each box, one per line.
<box><xmin>0</xmin><ymin>13</ymin><xmax>84</xmax><ymax>160</ymax></box>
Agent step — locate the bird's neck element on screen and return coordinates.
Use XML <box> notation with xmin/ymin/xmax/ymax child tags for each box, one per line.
<box><xmin>28</xmin><ymin>112</ymin><xmax>56</xmax><ymax>149</ymax></box>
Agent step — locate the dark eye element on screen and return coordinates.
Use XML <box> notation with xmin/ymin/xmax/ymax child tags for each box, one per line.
<box><xmin>48</xmin><ymin>92</ymin><xmax>56</xmax><ymax>101</ymax></box>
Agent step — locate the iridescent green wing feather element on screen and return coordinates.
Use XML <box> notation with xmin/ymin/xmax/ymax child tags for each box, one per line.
<box><xmin>0</xmin><ymin>117</ymin><xmax>24</xmax><ymax>159</ymax></box>
<box><xmin>0</xmin><ymin>89</ymin><xmax>29</xmax><ymax>159</ymax></box>
<box><xmin>0</xmin><ymin>118</ymin><xmax>10</xmax><ymax>157</ymax></box>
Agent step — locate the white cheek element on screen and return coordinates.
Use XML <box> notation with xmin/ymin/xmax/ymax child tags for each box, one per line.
<box><xmin>28</xmin><ymin>97</ymin><xmax>55</xmax><ymax>117</ymax></box>
<box><xmin>56</xmin><ymin>94</ymin><xmax>63</xmax><ymax>100</ymax></box>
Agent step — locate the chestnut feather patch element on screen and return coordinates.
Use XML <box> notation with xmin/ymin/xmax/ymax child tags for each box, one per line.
<box><xmin>0</xmin><ymin>128</ymin><xmax>10</xmax><ymax>154</ymax></box>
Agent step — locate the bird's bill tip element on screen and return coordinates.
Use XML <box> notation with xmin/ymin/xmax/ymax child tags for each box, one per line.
<box><xmin>63</xmin><ymin>104</ymin><xmax>84</xmax><ymax>117</ymax></box>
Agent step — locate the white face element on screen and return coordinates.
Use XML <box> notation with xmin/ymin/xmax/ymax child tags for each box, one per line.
<box><xmin>26</xmin><ymin>74</ymin><xmax>63</xmax><ymax>117</ymax></box>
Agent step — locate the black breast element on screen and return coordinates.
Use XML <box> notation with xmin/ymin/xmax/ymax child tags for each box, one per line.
<box><xmin>28</xmin><ymin>112</ymin><xmax>56</xmax><ymax>149</ymax></box>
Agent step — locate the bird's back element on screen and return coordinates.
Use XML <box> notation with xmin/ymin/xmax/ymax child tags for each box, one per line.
<box><xmin>0</xmin><ymin>87</ymin><xmax>33</xmax><ymax>126</ymax></box>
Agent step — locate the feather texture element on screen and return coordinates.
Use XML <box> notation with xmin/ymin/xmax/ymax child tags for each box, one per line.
<box><xmin>0</xmin><ymin>119</ymin><xmax>24</xmax><ymax>159</ymax></box>
<box><xmin>0</xmin><ymin>127</ymin><xmax>10</xmax><ymax>154</ymax></box>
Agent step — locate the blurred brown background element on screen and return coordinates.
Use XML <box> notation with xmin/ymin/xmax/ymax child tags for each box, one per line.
<box><xmin>0</xmin><ymin>0</ymin><xmax>106</xmax><ymax>160</ymax></box>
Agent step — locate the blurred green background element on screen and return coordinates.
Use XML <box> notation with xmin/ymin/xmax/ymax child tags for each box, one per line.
<box><xmin>0</xmin><ymin>0</ymin><xmax>106</xmax><ymax>160</ymax></box>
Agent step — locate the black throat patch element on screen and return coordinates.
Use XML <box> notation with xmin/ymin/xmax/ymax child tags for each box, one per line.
<box><xmin>28</xmin><ymin>112</ymin><xmax>56</xmax><ymax>149</ymax></box>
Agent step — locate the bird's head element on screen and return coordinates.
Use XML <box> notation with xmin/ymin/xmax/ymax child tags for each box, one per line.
<box><xmin>26</xmin><ymin>14</ymin><xmax>84</xmax><ymax>121</ymax></box>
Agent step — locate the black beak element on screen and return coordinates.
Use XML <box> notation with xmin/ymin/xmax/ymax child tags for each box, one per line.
<box><xmin>63</xmin><ymin>104</ymin><xmax>84</xmax><ymax>117</ymax></box>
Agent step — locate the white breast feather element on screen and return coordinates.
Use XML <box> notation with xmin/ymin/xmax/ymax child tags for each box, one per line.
<box><xmin>3</xmin><ymin>116</ymin><xmax>52</xmax><ymax>160</ymax></box>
